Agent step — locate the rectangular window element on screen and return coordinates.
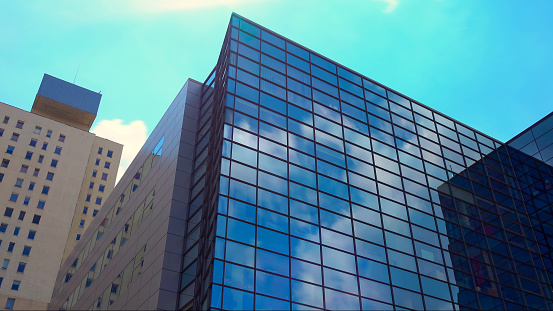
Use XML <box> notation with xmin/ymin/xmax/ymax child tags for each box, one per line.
<box><xmin>13</xmin><ymin>227</ymin><xmax>20</xmax><ymax>236</ymax></box>
<box><xmin>89</xmin><ymin>181</ymin><xmax>94</xmax><ymax>189</ymax></box>
<box><xmin>29</xmin><ymin>139</ymin><xmax>37</xmax><ymax>147</ymax></box>
<box><xmin>42</xmin><ymin>186</ymin><xmax>49</xmax><ymax>195</ymax></box>
<box><xmin>37</xmin><ymin>200</ymin><xmax>45</xmax><ymax>209</ymax></box>
<box><xmin>76</xmin><ymin>234</ymin><xmax>81</xmax><ymax>240</ymax></box>
<box><xmin>16</xmin><ymin>121</ymin><xmax>24</xmax><ymax>129</ymax></box>
<box><xmin>33</xmin><ymin>168</ymin><xmax>39</xmax><ymax>177</ymax></box>
<box><xmin>93</xmin><ymin>209</ymin><xmax>99</xmax><ymax>217</ymax></box>
<box><xmin>22</xmin><ymin>246</ymin><xmax>31</xmax><ymax>256</ymax></box>
<box><xmin>101</xmin><ymin>173</ymin><xmax>108</xmax><ymax>180</ymax></box>
<box><xmin>42</xmin><ymin>142</ymin><xmax>47</xmax><ymax>150</ymax></box>
<box><xmin>25</xmin><ymin>151</ymin><xmax>32</xmax><ymax>160</ymax></box>
<box><xmin>0</xmin><ymin>128</ymin><xmax>3</xmax><ymax>136</ymax></box>
<box><xmin>23</xmin><ymin>197</ymin><xmax>30</xmax><ymax>205</ymax></box>
<box><xmin>46</xmin><ymin>130</ymin><xmax>52</xmax><ymax>138</ymax></box>
<box><xmin>1</xmin><ymin>259</ymin><xmax>8</xmax><ymax>269</ymax></box>
<box><xmin>58</xmin><ymin>134</ymin><xmax>65</xmax><ymax>142</ymax></box>
<box><xmin>18</xmin><ymin>211</ymin><xmax>25</xmax><ymax>220</ymax></box>
<box><xmin>86</xmin><ymin>194</ymin><xmax>91</xmax><ymax>202</ymax></box>
<box><xmin>27</xmin><ymin>230</ymin><xmax>36</xmax><ymax>240</ymax></box>
<box><xmin>32</xmin><ymin>215</ymin><xmax>41</xmax><ymax>224</ymax></box>
<box><xmin>92</xmin><ymin>170</ymin><xmax>97</xmax><ymax>177</ymax></box>
<box><xmin>4</xmin><ymin>207</ymin><xmax>13</xmax><ymax>217</ymax></box>
<box><xmin>104</xmin><ymin>162</ymin><xmax>111</xmax><ymax>169</ymax></box>
<box><xmin>3</xmin><ymin>116</ymin><xmax>9</xmax><ymax>124</ymax></box>
<box><xmin>83</xmin><ymin>207</ymin><xmax>88</xmax><ymax>214</ymax></box>
<box><xmin>6</xmin><ymin>146</ymin><xmax>14</xmax><ymax>154</ymax></box>
<box><xmin>95</xmin><ymin>197</ymin><xmax>102</xmax><ymax>205</ymax></box>
<box><xmin>99</xmin><ymin>185</ymin><xmax>105</xmax><ymax>192</ymax></box>
<box><xmin>50</xmin><ymin>159</ymin><xmax>58</xmax><ymax>167</ymax></box>
<box><xmin>7</xmin><ymin>242</ymin><xmax>14</xmax><ymax>252</ymax></box>
<box><xmin>79</xmin><ymin>220</ymin><xmax>85</xmax><ymax>227</ymax></box>
<box><xmin>0</xmin><ymin>173</ymin><xmax>3</xmax><ymax>182</ymax></box>
<box><xmin>107</xmin><ymin>150</ymin><xmax>113</xmax><ymax>158</ymax></box>
<box><xmin>11</xmin><ymin>133</ymin><xmax>19</xmax><ymax>142</ymax></box>
<box><xmin>54</xmin><ymin>146</ymin><xmax>61</xmax><ymax>154</ymax></box>
<box><xmin>34</xmin><ymin>126</ymin><xmax>41</xmax><ymax>134</ymax></box>
<box><xmin>38</xmin><ymin>155</ymin><xmax>43</xmax><ymax>163</ymax></box>
<box><xmin>98</xmin><ymin>147</ymin><xmax>103</xmax><ymax>154</ymax></box>
<box><xmin>29</xmin><ymin>182</ymin><xmax>35</xmax><ymax>191</ymax></box>
<box><xmin>11</xmin><ymin>280</ymin><xmax>20</xmax><ymax>290</ymax></box>
<box><xmin>1</xmin><ymin>159</ymin><xmax>9</xmax><ymax>168</ymax></box>
<box><xmin>17</xmin><ymin>263</ymin><xmax>25</xmax><ymax>273</ymax></box>
<box><xmin>14</xmin><ymin>178</ymin><xmax>23</xmax><ymax>187</ymax></box>
<box><xmin>20</xmin><ymin>165</ymin><xmax>28</xmax><ymax>173</ymax></box>
<box><xmin>0</xmin><ymin>223</ymin><xmax>7</xmax><ymax>233</ymax></box>
<box><xmin>95</xmin><ymin>158</ymin><xmax>100</xmax><ymax>165</ymax></box>
<box><xmin>5</xmin><ymin>298</ymin><xmax>15</xmax><ymax>309</ymax></box>
<box><xmin>9</xmin><ymin>193</ymin><xmax>18</xmax><ymax>202</ymax></box>
<box><xmin>46</xmin><ymin>172</ymin><xmax>54</xmax><ymax>181</ymax></box>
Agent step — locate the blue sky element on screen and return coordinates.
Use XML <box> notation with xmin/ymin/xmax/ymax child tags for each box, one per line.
<box><xmin>1</xmin><ymin>0</ymin><xmax>552</xmax><ymax>175</ymax></box>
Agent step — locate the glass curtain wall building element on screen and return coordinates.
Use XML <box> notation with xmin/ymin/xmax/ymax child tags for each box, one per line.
<box><xmin>51</xmin><ymin>13</ymin><xmax>553</xmax><ymax>311</ymax></box>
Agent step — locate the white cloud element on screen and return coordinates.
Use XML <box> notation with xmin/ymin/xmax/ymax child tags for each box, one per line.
<box><xmin>91</xmin><ymin>119</ymin><xmax>147</xmax><ymax>183</ymax></box>
<box><xmin>373</xmin><ymin>0</ymin><xmax>399</xmax><ymax>13</ymax></box>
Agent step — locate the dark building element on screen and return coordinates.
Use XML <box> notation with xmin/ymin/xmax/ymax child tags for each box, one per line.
<box><xmin>49</xmin><ymin>13</ymin><xmax>553</xmax><ymax>311</ymax></box>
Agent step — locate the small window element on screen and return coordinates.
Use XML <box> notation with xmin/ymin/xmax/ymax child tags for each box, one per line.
<box><xmin>30</xmin><ymin>139</ymin><xmax>37</xmax><ymax>147</ymax></box>
<box><xmin>17</xmin><ymin>262</ymin><xmax>26</xmax><ymax>273</ymax></box>
<box><xmin>20</xmin><ymin>165</ymin><xmax>28</xmax><ymax>173</ymax></box>
<box><xmin>65</xmin><ymin>274</ymin><xmax>72</xmax><ymax>283</ymax></box>
<box><xmin>86</xmin><ymin>194</ymin><xmax>91</xmax><ymax>202</ymax></box>
<box><xmin>3</xmin><ymin>116</ymin><xmax>9</xmax><ymax>124</ymax></box>
<box><xmin>13</xmin><ymin>227</ymin><xmax>20</xmax><ymax>236</ymax></box>
<box><xmin>59</xmin><ymin>134</ymin><xmax>66</xmax><ymax>142</ymax></box>
<box><xmin>32</xmin><ymin>215</ymin><xmax>41</xmax><ymax>224</ymax></box>
<box><xmin>33</xmin><ymin>168</ymin><xmax>39</xmax><ymax>177</ymax></box>
<box><xmin>0</xmin><ymin>173</ymin><xmax>3</xmax><ymax>182</ymax></box>
<box><xmin>16</xmin><ymin>121</ymin><xmax>24</xmax><ymax>129</ymax></box>
<box><xmin>11</xmin><ymin>133</ymin><xmax>19</xmax><ymax>142</ymax></box>
<box><xmin>42</xmin><ymin>142</ymin><xmax>47</xmax><ymax>150</ymax></box>
<box><xmin>42</xmin><ymin>186</ymin><xmax>49</xmax><ymax>195</ymax></box>
<box><xmin>51</xmin><ymin>159</ymin><xmax>58</xmax><ymax>167</ymax></box>
<box><xmin>0</xmin><ymin>128</ymin><xmax>3</xmax><ymax>136</ymax></box>
<box><xmin>92</xmin><ymin>170</ymin><xmax>97</xmax><ymax>178</ymax></box>
<box><xmin>95</xmin><ymin>158</ymin><xmax>100</xmax><ymax>166</ymax></box>
<box><xmin>4</xmin><ymin>207</ymin><xmax>14</xmax><ymax>217</ymax></box>
<box><xmin>14</xmin><ymin>178</ymin><xmax>23</xmax><ymax>187</ymax></box>
<box><xmin>5</xmin><ymin>298</ymin><xmax>15</xmax><ymax>309</ymax></box>
<box><xmin>18</xmin><ymin>211</ymin><xmax>25</xmax><ymax>220</ymax></box>
<box><xmin>23</xmin><ymin>197</ymin><xmax>30</xmax><ymax>205</ymax></box>
<box><xmin>104</xmin><ymin>162</ymin><xmax>111</xmax><ymax>169</ymax></box>
<box><xmin>7</xmin><ymin>242</ymin><xmax>14</xmax><ymax>252</ymax></box>
<box><xmin>11</xmin><ymin>280</ymin><xmax>20</xmax><ymax>290</ymax></box>
<box><xmin>46</xmin><ymin>130</ymin><xmax>52</xmax><ymax>138</ymax></box>
<box><xmin>34</xmin><ymin>126</ymin><xmax>41</xmax><ymax>134</ymax></box>
<box><xmin>54</xmin><ymin>146</ymin><xmax>61</xmax><ymax>155</ymax></box>
<box><xmin>98</xmin><ymin>147</ymin><xmax>103</xmax><ymax>154</ymax></box>
<box><xmin>9</xmin><ymin>193</ymin><xmax>18</xmax><ymax>202</ymax></box>
<box><xmin>83</xmin><ymin>207</ymin><xmax>88</xmax><ymax>214</ymax></box>
<box><xmin>37</xmin><ymin>200</ymin><xmax>45</xmax><ymax>209</ymax></box>
<box><xmin>95</xmin><ymin>197</ymin><xmax>102</xmax><ymax>205</ymax></box>
<box><xmin>46</xmin><ymin>172</ymin><xmax>54</xmax><ymax>181</ymax></box>
<box><xmin>1</xmin><ymin>159</ymin><xmax>9</xmax><ymax>168</ymax></box>
<box><xmin>93</xmin><ymin>209</ymin><xmax>99</xmax><ymax>217</ymax></box>
<box><xmin>99</xmin><ymin>184</ymin><xmax>105</xmax><ymax>192</ymax></box>
<box><xmin>107</xmin><ymin>150</ymin><xmax>114</xmax><ymax>158</ymax></box>
<box><xmin>89</xmin><ymin>182</ymin><xmax>94</xmax><ymax>189</ymax></box>
<box><xmin>2</xmin><ymin>259</ymin><xmax>9</xmax><ymax>269</ymax></box>
<box><xmin>28</xmin><ymin>182</ymin><xmax>35</xmax><ymax>191</ymax></box>
<box><xmin>25</xmin><ymin>151</ymin><xmax>32</xmax><ymax>160</ymax></box>
<box><xmin>79</xmin><ymin>220</ymin><xmax>85</xmax><ymax>228</ymax></box>
<box><xmin>101</xmin><ymin>173</ymin><xmax>108</xmax><ymax>180</ymax></box>
<box><xmin>22</xmin><ymin>246</ymin><xmax>31</xmax><ymax>256</ymax></box>
<box><xmin>76</xmin><ymin>234</ymin><xmax>81</xmax><ymax>240</ymax></box>
<box><xmin>27</xmin><ymin>230</ymin><xmax>36</xmax><ymax>240</ymax></box>
<box><xmin>6</xmin><ymin>146</ymin><xmax>14</xmax><ymax>154</ymax></box>
<box><xmin>38</xmin><ymin>155</ymin><xmax>43</xmax><ymax>163</ymax></box>
<box><xmin>0</xmin><ymin>223</ymin><xmax>7</xmax><ymax>233</ymax></box>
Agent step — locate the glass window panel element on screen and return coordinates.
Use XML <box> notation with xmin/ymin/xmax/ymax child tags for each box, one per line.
<box><xmin>354</xmin><ymin>221</ymin><xmax>384</xmax><ymax>245</ymax></box>
<box><xmin>290</xmin><ymin>199</ymin><xmax>318</xmax><ymax>224</ymax></box>
<box><xmin>291</xmin><ymin>258</ymin><xmax>322</xmax><ymax>284</ymax></box>
<box><xmin>225</xmin><ymin>240</ymin><xmax>255</xmax><ymax>267</ymax></box>
<box><xmin>288</xmin><ymin>78</ymin><xmax>311</xmax><ymax>98</ymax></box>
<box><xmin>237</xmin><ymin>55</ymin><xmax>260</xmax><ymax>75</ymax></box>
<box><xmin>228</xmin><ymin>198</ymin><xmax>256</xmax><ymax>224</ymax></box>
<box><xmin>291</xmin><ymin>218</ymin><xmax>320</xmax><ymax>243</ymax></box>
<box><xmin>291</xmin><ymin>237</ymin><xmax>321</xmax><ymax>264</ymax></box>
<box><xmin>370</xmin><ymin>127</ymin><xmax>394</xmax><ymax>145</ymax></box>
<box><xmin>227</xmin><ymin>218</ymin><xmax>255</xmax><ymax>245</ymax></box>
<box><xmin>317</xmin><ymin>159</ymin><xmax>346</xmax><ymax>181</ymax></box>
<box><xmin>391</xmin><ymin>267</ymin><xmax>420</xmax><ymax>292</ymax></box>
<box><xmin>324</xmin><ymin>287</ymin><xmax>360</xmax><ymax>310</ymax></box>
<box><xmin>388</xmin><ymin>248</ymin><xmax>417</xmax><ymax>272</ymax></box>
<box><xmin>287</xmin><ymin>53</ymin><xmax>309</xmax><ymax>72</ymax></box>
<box><xmin>262</xmin><ymin>30</ymin><xmax>285</xmax><ymax>49</ymax></box>
<box><xmin>230</xmin><ymin>161</ymin><xmax>256</xmax><ymax>184</ymax></box>
<box><xmin>320</xmin><ymin>209</ymin><xmax>352</xmax><ymax>235</ymax></box>
<box><xmin>392</xmin><ymin>287</ymin><xmax>424</xmax><ymax>310</ymax></box>
<box><xmin>314</xmin><ymin>116</ymin><xmax>342</xmax><ymax>138</ymax></box>
<box><xmin>261</xmin><ymin>79</ymin><xmax>286</xmax><ymax>100</ymax></box>
<box><xmin>313</xmin><ymin>89</ymin><xmax>339</xmax><ymax>111</ymax></box>
<box><xmin>222</xmin><ymin>287</ymin><xmax>253</xmax><ymax>311</ymax></box>
<box><xmin>224</xmin><ymin>262</ymin><xmax>254</xmax><ymax>291</ymax></box>
<box><xmin>255</xmin><ymin>294</ymin><xmax>290</xmax><ymax>310</ymax></box>
<box><xmin>287</xmin><ymin>42</ymin><xmax>309</xmax><ymax>60</ymax></box>
<box><xmin>256</xmin><ymin>271</ymin><xmax>290</xmax><ymax>300</ymax></box>
<box><xmin>231</xmin><ymin>143</ymin><xmax>257</xmax><ymax>165</ymax></box>
<box><xmin>363</xmin><ymin>79</ymin><xmax>386</xmax><ymax>97</ymax></box>
<box><xmin>229</xmin><ymin>179</ymin><xmax>256</xmax><ymax>204</ymax></box>
<box><xmin>260</xmin><ymin>91</ymin><xmax>286</xmax><ymax>115</ymax></box>
<box><xmin>321</xmin><ymin>228</ymin><xmax>354</xmax><ymax>253</ymax></box>
<box><xmin>289</xmin><ymin>149</ymin><xmax>315</xmax><ymax>170</ymax></box>
<box><xmin>345</xmin><ymin>142</ymin><xmax>372</xmax><ymax>163</ymax></box>
<box><xmin>415</xmin><ymin>241</ymin><xmax>443</xmax><ymax>264</ymax></box>
<box><xmin>261</xmin><ymin>41</ymin><xmax>285</xmax><ymax>61</ymax></box>
<box><xmin>256</xmin><ymin>248</ymin><xmax>289</xmax><ymax>276</ymax></box>
<box><xmin>291</xmin><ymin>280</ymin><xmax>324</xmax><ymax>308</ymax></box>
<box><xmin>344</xmin><ymin>128</ymin><xmax>371</xmax><ymax>148</ymax></box>
<box><xmin>421</xmin><ymin>276</ymin><xmax>450</xmax><ymax>301</ymax></box>
<box><xmin>261</xmin><ymin>54</ymin><xmax>285</xmax><ymax>74</ymax></box>
<box><xmin>239</xmin><ymin>30</ymin><xmax>260</xmax><ymax>48</ymax></box>
<box><xmin>359</xmin><ymin>278</ymin><xmax>392</xmax><ymax>303</ymax></box>
<box><xmin>322</xmin><ymin>246</ymin><xmax>356</xmax><ymax>273</ymax></box>
<box><xmin>289</xmin><ymin>104</ymin><xmax>313</xmax><ymax>125</ymax></box>
<box><xmin>382</xmin><ymin>215</ymin><xmax>410</xmax><ymax>236</ymax></box>
<box><xmin>417</xmin><ymin>258</ymin><xmax>447</xmax><ymax>281</ymax></box>
<box><xmin>259</xmin><ymin>137</ymin><xmax>286</xmax><ymax>160</ymax></box>
<box><xmin>260</xmin><ymin>120</ymin><xmax>287</xmax><ymax>143</ymax></box>
<box><xmin>312</xmin><ymin>77</ymin><xmax>338</xmax><ymax>98</ymax></box>
<box><xmin>340</xmin><ymin>90</ymin><xmax>365</xmax><ymax>110</ymax></box>
<box><xmin>356</xmin><ymin>239</ymin><xmax>386</xmax><ymax>262</ymax></box>
<box><xmin>312</xmin><ymin>64</ymin><xmax>337</xmax><ymax>85</ymax></box>
<box><xmin>288</xmin><ymin>65</ymin><xmax>311</xmax><ymax>85</ymax></box>
<box><xmin>290</xmin><ymin>182</ymin><xmax>318</xmax><ymax>206</ymax></box>
<box><xmin>258</xmin><ymin>208</ymin><xmax>288</xmax><ymax>233</ymax></box>
<box><xmin>257</xmin><ymin>227</ymin><xmax>289</xmax><ymax>255</ymax></box>
<box><xmin>317</xmin><ymin>175</ymin><xmax>349</xmax><ymax>202</ymax></box>
<box><xmin>348</xmin><ymin>172</ymin><xmax>377</xmax><ymax>194</ymax></box>
<box><xmin>289</xmin><ymin>164</ymin><xmax>316</xmax><ymax>188</ymax></box>
<box><xmin>234</xmin><ymin>111</ymin><xmax>258</xmax><ymax>133</ymax></box>
<box><xmin>259</xmin><ymin>154</ymin><xmax>287</xmax><ymax>177</ymax></box>
<box><xmin>347</xmin><ymin>157</ymin><xmax>374</xmax><ymax>178</ymax></box>
<box><xmin>323</xmin><ymin>267</ymin><xmax>358</xmax><ymax>294</ymax></box>
<box><xmin>385</xmin><ymin>231</ymin><xmax>414</xmax><ymax>254</ymax></box>
<box><xmin>316</xmin><ymin>144</ymin><xmax>345</xmax><ymax>167</ymax></box>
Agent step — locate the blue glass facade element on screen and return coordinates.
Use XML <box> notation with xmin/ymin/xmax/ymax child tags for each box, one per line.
<box><xmin>178</xmin><ymin>14</ymin><xmax>553</xmax><ymax>311</ymax></box>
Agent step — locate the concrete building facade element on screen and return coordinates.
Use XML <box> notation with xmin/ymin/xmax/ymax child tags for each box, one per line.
<box><xmin>0</xmin><ymin>74</ymin><xmax>122</xmax><ymax>310</ymax></box>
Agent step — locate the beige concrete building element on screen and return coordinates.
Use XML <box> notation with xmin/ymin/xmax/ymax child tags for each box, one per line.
<box><xmin>0</xmin><ymin>74</ymin><xmax>122</xmax><ymax>310</ymax></box>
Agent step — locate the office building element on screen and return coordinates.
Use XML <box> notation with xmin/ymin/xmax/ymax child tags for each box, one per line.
<box><xmin>508</xmin><ymin>112</ymin><xmax>553</xmax><ymax>167</ymax></box>
<box><xmin>50</xmin><ymin>14</ymin><xmax>553</xmax><ymax>310</ymax></box>
<box><xmin>0</xmin><ymin>74</ymin><xmax>122</xmax><ymax>310</ymax></box>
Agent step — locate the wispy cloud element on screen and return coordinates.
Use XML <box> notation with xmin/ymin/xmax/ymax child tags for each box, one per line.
<box><xmin>91</xmin><ymin>119</ymin><xmax>147</xmax><ymax>183</ymax></box>
<box><xmin>373</xmin><ymin>0</ymin><xmax>399</xmax><ymax>13</ymax></box>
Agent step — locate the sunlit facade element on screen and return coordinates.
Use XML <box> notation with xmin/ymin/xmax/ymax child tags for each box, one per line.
<box><xmin>51</xmin><ymin>13</ymin><xmax>553</xmax><ymax>311</ymax></box>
